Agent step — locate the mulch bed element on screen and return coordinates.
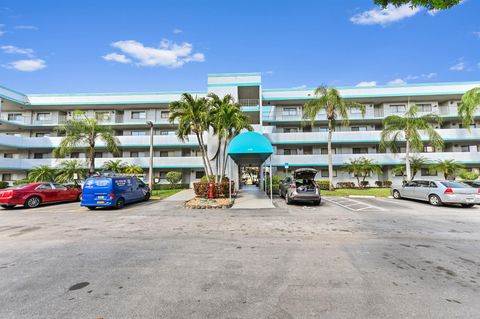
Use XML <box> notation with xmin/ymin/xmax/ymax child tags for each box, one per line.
<box><xmin>185</xmin><ymin>197</ymin><xmax>234</xmax><ymax>209</ymax></box>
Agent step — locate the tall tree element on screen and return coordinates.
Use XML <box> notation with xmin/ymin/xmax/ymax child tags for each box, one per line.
<box><xmin>343</xmin><ymin>157</ymin><xmax>382</xmax><ymax>188</ymax></box>
<box><xmin>27</xmin><ymin>165</ymin><xmax>57</xmax><ymax>182</ymax></box>
<box><xmin>458</xmin><ymin>87</ymin><xmax>480</xmax><ymax>129</ymax></box>
<box><xmin>55</xmin><ymin>160</ymin><xmax>88</xmax><ymax>185</ymax></box>
<box><xmin>380</xmin><ymin>104</ymin><xmax>443</xmax><ymax>181</ymax></box>
<box><xmin>303</xmin><ymin>86</ymin><xmax>365</xmax><ymax>190</ymax></box>
<box><xmin>102</xmin><ymin>159</ymin><xmax>127</xmax><ymax>173</ymax></box>
<box><xmin>54</xmin><ymin>111</ymin><xmax>120</xmax><ymax>175</ymax></box>
<box><xmin>208</xmin><ymin>93</ymin><xmax>253</xmax><ymax>181</ymax></box>
<box><xmin>374</xmin><ymin>0</ymin><xmax>461</xmax><ymax>10</ymax></box>
<box><xmin>433</xmin><ymin>159</ymin><xmax>464</xmax><ymax>180</ymax></box>
<box><xmin>169</xmin><ymin>93</ymin><xmax>214</xmax><ymax>182</ymax></box>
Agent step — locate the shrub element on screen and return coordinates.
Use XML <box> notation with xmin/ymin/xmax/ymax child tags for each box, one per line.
<box><xmin>375</xmin><ymin>181</ymin><xmax>393</xmax><ymax>187</ymax></box>
<box><xmin>266</xmin><ymin>174</ymin><xmax>283</xmax><ymax>193</ymax></box>
<box><xmin>336</xmin><ymin>182</ymin><xmax>355</xmax><ymax>189</ymax></box>
<box><xmin>193</xmin><ymin>181</ymin><xmax>234</xmax><ymax>198</ymax></box>
<box><xmin>166</xmin><ymin>171</ymin><xmax>182</xmax><ymax>185</ymax></box>
<box><xmin>460</xmin><ymin>171</ymin><xmax>479</xmax><ymax>181</ymax></box>
<box><xmin>360</xmin><ymin>181</ymin><xmax>370</xmax><ymax>188</ymax></box>
<box><xmin>200</xmin><ymin>175</ymin><xmax>229</xmax><ymax>182</ymax></box>
<box><xmin>152</xmin><ymin>183</ymin><xmax>189</xmax><ymax>190</ymax></box>
<box><xmin>316</xmin><ymin>180</ymin><xmax>331</xmax><ymax>190</ymax></box>
<box><xmin>0</xmin><ymin>181</ymin><xmax>9</xmax><ymax>189</ymax></box>
<box><xmin>13</xmin><ymin>178</ymin><xmax>29</xmax><ymax>186</ymax></box>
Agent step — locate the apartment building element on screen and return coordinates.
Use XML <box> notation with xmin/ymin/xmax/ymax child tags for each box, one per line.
<box><xmin>1</xmin><ymin>73</ymin><xmax>479</xmax><ymax>186</ymax></box>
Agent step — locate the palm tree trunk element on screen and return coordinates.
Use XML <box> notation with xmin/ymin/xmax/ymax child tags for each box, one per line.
<box><xmin>88</xmin><ymin>144</ymin><xmax>95</xmax><ymax>175</ymax></box>
<box><xmin>195</xmin><ymin>132</ymin><xmax>211</xmax><ymax>182</ymax></box>
<box><xmin>199</xmin><ymin>133</ymin><xmax>214</xmax><ymax>178</ymax></box>
<box><xmin>327</xmin><ymin>120</ymin><xmax>334</xmax><ymax>190</ymax></box>
<box><xmin>221</xmin><ymin>139</ymin><xmax>228</xmax><ymax>179</ymax></box>
<box><xmin>405</xmin><ymin>139</ymin><xmax>411</xmax><ymax>181</ymax></box>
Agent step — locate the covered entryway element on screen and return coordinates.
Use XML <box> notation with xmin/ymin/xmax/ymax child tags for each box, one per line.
<box><xmin>227</xmin><ymin>131</ymin><xmax>275</xmax><ymax>208</ymax></box>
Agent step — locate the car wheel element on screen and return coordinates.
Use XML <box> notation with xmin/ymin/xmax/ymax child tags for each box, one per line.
<box><xmin>313</xmin><ymin>200</ymin><xmax>321</xmax><ymax>206</ymax></box>
<box><xmin>115</xmin><ymin>197</ymin><xmax>125</xmax><ymax>209</ymax></box>
<box><xmin>429</xmin><ymin>194</ymin><xmax>442</xmax><ymax>206</ymax></box>
<box><xmin>461</xmin><ymin>204</ymin><xmax>474</xmax><ymax>208</ymax></box>
<box><xmin>24</xmin><ymin>196</ymin><xmax>41</xmax><ymax>208</ymax></box>
<box><xmin>87</xmin><ymin>206</ymin><xmax>96</xmax><ymax>210</ymax></box>
<box><xmin>1</xmin><ymin>205</ymin><xmax>15</xmax><ymax>209</ymax></box>
<box><xmin>77</xmin><ymin>194</ymin><xmax>82</xmax><ymax>202</ymax></box>
<box><xmin>285</xmin><ymin>193</ymin><xmax>292</xmax><ymax>205</ymax></box>
<box><xmin>278</xmin><ymin>188</ymin><xmax>283</xmax><ymax>198</ymax></box>
<box><xmin>144</xmin><ymin>192</ymin><xmax>151</xmax><ymax>201</ymax></box>
<box><xmin>392</xmin><ymin>190</ymin><xmax>401</xmax><ymax>199</ymax></box>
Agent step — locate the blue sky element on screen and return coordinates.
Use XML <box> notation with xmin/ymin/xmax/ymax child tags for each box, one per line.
<box><xmin>0</xmin><ymin>0</ymin><xmax>479</xmax><ymax>93</ymax></box>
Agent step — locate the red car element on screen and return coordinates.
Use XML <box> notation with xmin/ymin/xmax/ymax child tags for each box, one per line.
<box><xmin>0</xmin><ymin>182</ymin><xmax>82</xmax><ymax>209</ymax></box>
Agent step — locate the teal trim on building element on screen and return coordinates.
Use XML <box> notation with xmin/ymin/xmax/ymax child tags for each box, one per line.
<box><xmin>262</xmin><ymin>91</ymin><xmax>468</xmax><ymax>101</ymax></box>
<box><xmin>228</xmin><ymin>132</ymin><xmax>273</xmax><ymax>165</ymax></box>
<box><xmin>207</xmin><ymin>73</ymin><xmax>261</xmax><ymax>77</ymax></box>
<box><xmin>207</xmin><ymin>82</ymin><xmax>261</xmax><ymax>88</ymax></box>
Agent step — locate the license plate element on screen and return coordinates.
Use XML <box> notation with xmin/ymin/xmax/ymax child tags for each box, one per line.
<box><xmin>97</xmin><ymin>195</ymin><xmax>105</xmax><ymax>199</ymax></box>
<box><xmin>466</xmin><ymin>198</ymin><xmax>474</xmax><ymax>203</ymax></box>
<box><xmin>97</xmin><ymin>201</ymin><xmax>105</xmax><ymax>204</ymax></box>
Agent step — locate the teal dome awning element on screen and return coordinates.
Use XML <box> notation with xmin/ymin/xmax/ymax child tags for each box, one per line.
<box><xmin>227</xmin><ymin>131</ymin><xmax>273</xmax><ymax>165</ymax></box>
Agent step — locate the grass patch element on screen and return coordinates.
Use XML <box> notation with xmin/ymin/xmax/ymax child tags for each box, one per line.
<box><xmin>151</xmin><ymin>189</ymin><xmax>184</xmax><ymax>200</ymax></box>
<box><xmin>321</xmin><ymin>188</ymin><xmax>391</xmax><ymax>197</ymax></box>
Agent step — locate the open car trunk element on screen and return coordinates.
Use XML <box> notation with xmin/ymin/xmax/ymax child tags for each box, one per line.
<box><xmin>293</xmin><ymin>169</ymin><xmax>318</xmax><ymax>193</ymax></box>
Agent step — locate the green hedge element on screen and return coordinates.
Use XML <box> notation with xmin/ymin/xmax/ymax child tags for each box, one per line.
<box><xmin>0</xmin><ymin>181</ymin><xmax>9</xmax><ymax>189</ymax></box>
<box><xmin>152</xmin><ymin>183</ymin><xmax>189</xmax><ymax>190</ymax></box>
<box><xmin>375</xmin><ymin>180</ymin><xmax>392</xmax><ymax>187</ymax></box>
<box><xmin>316</xmin><ymin>180</ymin><xmax>331</xmax><ymax>190</ymax></box>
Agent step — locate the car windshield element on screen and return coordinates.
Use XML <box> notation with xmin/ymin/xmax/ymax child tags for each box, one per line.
<box><xmin>440</xmin><ymin>181</ymin><xmax>471</xmax><ymax>188</ymax></box>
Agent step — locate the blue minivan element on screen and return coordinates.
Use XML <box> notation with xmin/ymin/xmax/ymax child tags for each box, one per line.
<box><xmin>81</xmin><ymin>176</ymin><xmax>151</xmax><ymax>210</ymax></box>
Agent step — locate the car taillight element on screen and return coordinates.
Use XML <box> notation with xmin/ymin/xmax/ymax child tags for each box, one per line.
<box><xmin>444</xmin><ymin>188</ymin><xmax>454</xmax><ymax>194</ymax></box>
<box><xmin>109</xmin><ymin>193</ymin><xmax>115</xmax><ymax>200</ymax></box>
<box><xmin>477</xmin><ymin>188</ymin><xmax>480</xmax><ymax>194</ymax></box>
<box><xmin>289</xmin><ymin>184</ymin><xmax>296</xmax><ymax>189</ymax></box>
<box><xmin>2</xmin><ymin>190</ymin><xmax>13</xmax><ymax>198</ymax></box>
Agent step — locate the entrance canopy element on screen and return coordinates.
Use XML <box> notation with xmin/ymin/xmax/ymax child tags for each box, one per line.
<box><xmin>227</xmin><ymin>131</ymin><xmax>273</xmax><ymax>166</ymax></box>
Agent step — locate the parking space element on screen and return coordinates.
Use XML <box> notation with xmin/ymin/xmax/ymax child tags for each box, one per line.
<box><xmin>323</xmin><ymin>196</ymin><xmax>387</xmax><ymax>212</ymax></box>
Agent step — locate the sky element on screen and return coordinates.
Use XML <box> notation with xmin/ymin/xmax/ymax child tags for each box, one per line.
<box><xmin>0</xmin><ymin>0</ymin><xmax>479</xmax><ymax>94</ymax></box>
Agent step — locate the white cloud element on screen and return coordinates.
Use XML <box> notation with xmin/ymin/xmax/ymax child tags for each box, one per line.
<box><xmin>173</xmin><ymin>28</ymin><xmax>183</xmax><ymax>34</ymax></box>
<box><xmin>350</xmin><ymin>4</ymin><xmax>421</xmax><ymax>26</ymax></box>
<box><xmin>102</xmin><ymin>52</ymin><xmax>131</xmax><ymax>64</ymax></box>
<box><xmin>404</xmin><ymin>72</ymin><xmax>437</xmax><ymax>80</ymax></box>
<box><xmin>1</xmin><ymin>45</ymin><xmax>34</xmax><ymax>57</ymax></box>
<box><xmin>388</xmin><ymin>78</ymin><xmax>407</xmax><ymax>86</ymax></box>
<box><xmin>106</xmin><ymin>39</ymin><xmax>205</xmax><ymax>68</ymax></box>
<box><xmin>3</xmin><ymin>59</ymin><xmax>46</xmax><ymax>72</ymax></box>
<box><xmin>291</xmin><ymin>84</ymin><xmax>307</xmax><ymax>89</ymax></box>
<box><xmin>356</xmin><ymin>81</ymin><xmax>377</xmax><ymax>87</ymax></box>
<box><xmin>265</xmin><ymin>70</ymin><xmax>274</xmax><ymax>75</ymax></box>
<box><xmin>450</xmin><ymin>61</ymin><xmax>466</xmax><ymax>71</ymax></box>
<box><xmin>427</xmin><ymin>9</ymin><xmax>439</xmax><ymax>16</ymax></box>
<box><xmin>15</xmin><ymin>25</ymin><xmax>38</xmax><ymax>30</ymax></box>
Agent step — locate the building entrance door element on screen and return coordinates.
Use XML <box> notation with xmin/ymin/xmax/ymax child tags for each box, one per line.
<box><xmin>240</xmin><ymin>166</ymin><xmax>260</xmax><ymax>189</ymax></box>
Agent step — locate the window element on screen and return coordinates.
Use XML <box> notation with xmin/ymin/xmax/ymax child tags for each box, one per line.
<box><xmin>158</xmin><ymin>130</ymin><xmax>172</xmax><ymax>135</ymax></box>
<box><xmin>95</xmin><ymin>112</ymin><xmax>110</xmax><ymax>121</ymax></box>
<box><xmin>36</xmin><ymin>113</ymin><xmax>51</xmax><ymax>121</ymax></box>
<box><xmin>282</xmin><ymin>107</ymin><xmax>298</xmax><ymax>116</ymax></box>
<box><xmin>350</xmin><ymin>107</ymin><xmax>363</xmax><ymax>114</ymax></box>
<box><xmin>160</xmin><ymin>111</ymin><xmax>170</xmax><ymax>119</ymax></box>
<box><xmin>159</xmin><ymin>172</ymin><xmax>168</xmax><ymax>180</ymax></box>
<box><xmin>2</xmin><ymin>173</ymin><xmax>12</xmax><ymax>181</ymax></box>
<box><xmin>417</xmin><ymin>104</ymin><xmax>432</xmax><ymax>113</ymax></box>
<box><xmin>195</xmin><ymin>171</ymin><xmax>205</xmax><ymax>179</ymax></box>
<box><xmin>4</xmin><ymin>153</ymin><xmax>13</xmax><ymax>158</ymax></box>
<box><xmin>195</xmin><ymin>150</ymin><xmax>202</xmax><ymax>157</ymax></box>
<box><xmin>94</xmin><ymin>152</ymin><xmax>103</xmax><ymax>158</ymax></box>
<box><xmin>182</xmin><ymin>149</ymin><xmax>191</xmax><ymax>157</ymax></box>
<box><xmin>440</xmin><ymin>181</ymin><xmax>470</xmax><ymax>188</ymax></box>
<box><xmin>35</xmin><ymin>132</ymin><xmax>48</xmax><ymax>137</ymax></box>
<box><xmin>353</xmin><ymin>147</ymin><xmax>368</xmax><ymax>154</ymax></box>
<box><xmin>131</xmin><ymin>111</ymin><xmax>146</xmax><ymax>120</ymax></box>
<box><xmin>160</xmin><ymin>151</ymin><xmax>169</xmax><ymax>157</ymax></box>
<box><xmin>423</xmin><ymin>146</ymin><xmax>435</xmax><ymax>153</ymax></box>
<box><xmin>321</xmin><ymin>148</ymin><xmax>336</xmax><ymax>155</ymax></box>
<box><xmin>33</xmin><ymin>153</ymin><xmax>44</xmax><ymax>159</ymax></box>
<box><xmin>303</xmin><ymin>146</ymin><xmax>313</xmax><ymax>155</ymax></box>
<box><xmin>321</xmin><ymin>169</ymin><xmax>337</xmax><ymax>177</ymax></box>
<box><xmin>389</xmin><ymin>105</ymin><xmax>406</xmax><ymax>113</ymax></box>
<box><xmin>351</xmin><ymin>126</ymin><xmax>367</xmax><ymax>132</ymax></box>
<box><xmin>429</xmin><ymin>181</ymin><xmax>438</xmax><ymax>188</ymax></box>
<box><xmin>283</xmin><ymin>148</ymin><xmax>298</xmax><ymax>155</ymax></box>
<box><xmin>70</xmin><ymin>152</ymin><xmax>79</xmax><ymax>158</ymax></box>
<box><xmin>284</xmin><ymin>127</ymin><xmax>299</xmax><ymax>133</ymax></box>
<box><xmin>319</xmin><ymin>127</ymin><xmax>328</xmax><ymax>132</ymax></box>
<box><xmin>421</xmin><ymin>168</ymin><xmax>437</xmax><ymax>176</ymax></box>
<box><xmin>52</xmin><ymin>183</ymin><xmax>67</xmax><ymax>190</ymax></box>
<box><xmin>7</xmin><ymin>113</ymin><xmax>22</xmax><ymax>121</ymax></box>
<box><xmin>130</xmin><ymin>151</ymin><xmax>139</xmax><ymax>158</ymax></box>
<box><xmin>36</xmin><ymin>183</ymin><xmax>53</xmax><ymax>190</ymax></box>
<box><xmin>461</xmin><ymin>145</ymin><xmax>470</xmax><ymax>152</ymax></box>
<box><xmin>131</xmin><ymin>131</ymin><xmax>146</xmax><ymax>136</ymax></box>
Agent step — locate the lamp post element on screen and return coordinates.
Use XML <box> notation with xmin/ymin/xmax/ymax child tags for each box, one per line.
<box><xmin>146</xmin><ymin>121</ymin><xmax>154</xmax><ymax>189</ymax></box>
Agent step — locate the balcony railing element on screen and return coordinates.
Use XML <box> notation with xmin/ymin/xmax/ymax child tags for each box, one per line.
<box><xmin>238</xmin><ymin>99</ymin><xmax>259</xmax><ymax>106</ymax></box>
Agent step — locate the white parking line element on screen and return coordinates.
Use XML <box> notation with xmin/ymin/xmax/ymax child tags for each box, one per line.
<box><xmin>324</xmin><ymin>197</ymin><xmax>386</xmax><ymax>212</ymax></box>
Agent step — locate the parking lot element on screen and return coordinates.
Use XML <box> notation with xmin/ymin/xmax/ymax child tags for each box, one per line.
<box><xmin>1</xmin><ymin>195</ymin><xmax>480</xmax><ymax>318</ymax></box>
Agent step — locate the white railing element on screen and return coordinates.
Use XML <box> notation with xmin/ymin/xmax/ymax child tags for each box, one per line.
<box><xmin>238</xmin><ymin>99</ymin><xmax>259</xmax><ymax>106</ymax></box>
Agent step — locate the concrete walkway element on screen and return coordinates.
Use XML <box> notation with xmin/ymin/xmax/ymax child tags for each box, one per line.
<box><xmin>231</xmin><ymin>187</ymin><xmax>275</xmax><ymax>209</ymax></box>
<box><xmin>163</xmin><ymin>189</ymin><xmax>195</xmax><ymax>201</ymax></box>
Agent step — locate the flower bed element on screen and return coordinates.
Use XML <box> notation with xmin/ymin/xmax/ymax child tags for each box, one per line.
<box><xmin>193</xmin><ymin>181</ymin><xmax>235</xmax><ymax>199</ymax></box>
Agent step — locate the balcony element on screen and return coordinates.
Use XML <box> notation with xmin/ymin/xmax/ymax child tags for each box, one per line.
<box><xmin>0</xmin><ymin>114</ymin><xmax>64</xmax><ymax>126</ymax></box>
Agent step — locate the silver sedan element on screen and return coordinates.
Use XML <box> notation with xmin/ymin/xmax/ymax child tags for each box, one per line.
<box><xmin>391</xmin><ymin>180</ymin><xmax>480</xmax><ymax>207</ymax></box>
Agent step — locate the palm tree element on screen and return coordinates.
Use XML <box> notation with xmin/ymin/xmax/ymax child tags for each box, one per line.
<box><xmin>123</xmin><ymin>164</ymin><xmax>144</xmax><ymax>174</ymax></box>
<box><xmin>458</xmin><ymin>87</ymin><xmax>480</xmax><ymax>129</ymax></box>
<box><xmin>433</xmin><ymin>159</ymin><xmax>464</xmax><ymax>180</ymax></box>
<box><xmin>343</xmin><ymin>157</ymin><xmax>381</xmax><ymax>188</ymax></box>
<box><xmin>208</xmin><ymin>93</ymin><xmax>253</xmax><ymax>181</ymax></box>
<box><xmin>303</xmin><ymin>86</ymin><xmax>365</xmax><ymax>190</ymax></box>
<box><xmin>54</xmin><ymin>111</ymin><xmax>120</xmax><ymax>175</ymax></box>
<box><xmin>380</xmin><ymin>104</ymin><xmax>443</xmax><ymax>181</ymax></box>
<box><xmin>27</xmin><ymin>165</ymin><xmax>57</xmax><ymax>182</ymax></box>
<box><xmin>102</xmin><ymin>159</ymin><xmax>127</xmax><ymax>173</ymax></box>
<box><xmin>169</xmin><ymin>93</ymin><xmax>214</xmax><ymax>181</ymax></box>
<box><xmin>393</xmin><ymin>155</ymin><xmax>429</xmax><ymax>180</ymax></box>
<box><xmin>55</xmin><ymin>160</ymin><xmax>88</xmax><ymax>185</ymax></box>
